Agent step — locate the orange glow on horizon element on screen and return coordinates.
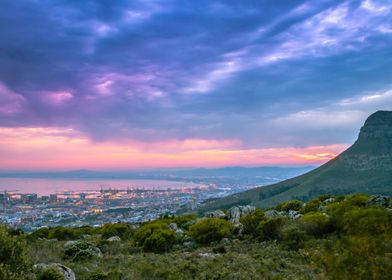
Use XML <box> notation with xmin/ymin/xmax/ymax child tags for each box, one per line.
<box><xmin>0</xmin><ymin>127</ymin><xmax>349</xmax><ymax>170</ymax></box>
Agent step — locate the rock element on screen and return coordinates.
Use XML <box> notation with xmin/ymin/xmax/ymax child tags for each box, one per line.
<box><xmin>226</xmin><ymin>205</ymin><xmax>256</xmax><ymax>223</ymax></box>
<box><xmin>264</xmin><ymin>210</ymin><xmax>280</xmax><ymax>217</ymax></box>
<box><xmin>366</xmin><ymin>195</ymin><xmax>390</xmax><ymax>207</ymax></box>
<box><xmin>220</xmin><ymin>238</ymin><xmax>230</xmax><ymax>245</ymax></box>
<box><xmin>205</xmin><ymin>210</ymin><xmax>226</xmax><ymax>219</ymax></box>
<box><xmin>82</xmin><ymin>234</ymin><xmax>91</xmax><ymax>239</ymax></box>
<box><xmin>175</xmin><ymin>228</ymin><xmax>184</xmax><ymax>237</ymax></box>
<box><xmin>64</xmin><ymin>240</ymin><xmax>77</xmax><ymax>248</ymax></box>
<box><xmin>198</xmin><ymin>252</ymin><xmax>219</xmax><ymax>258</ymax></box>
<box><xmin>183</xmin><ymin>217</ymin><xmax>206</xmax><ymax>228</ymax></box>
<box><xmin>34</xmin><ymin>263</ymin><xmax>76</xmax><ymax>280</ymax></box>
<box><xmin>183</xmin><ymin>241</ymin><xmax>197</xmax><ymax>248</ymax></box>
<box><xmin>324</xmin><ymin>197</ymin><xmax>335</xmax><ymax>204</ymax></box>
<box><xmin>287</xmin><ymin>210</ymin><xmax>302</xmax><ymax>219</ymax></box>
<box><xmin>318</xmin><ymin>205</ymin><xmax>327</xmax><ymax>213</ymax></box>
<box><xmin>107</xmin><ymin>236</ymin><xmax>121</xmax><ymax>242</ymax></box>
<box><xmin>168</xmin><ymin>223</ymin><xmax>178</xmax><ymax>230</ymax></box>
<box><xmin>232</xmin><ymin>223</ymin><xmax>244</xmax><ymax>235</ymax></box>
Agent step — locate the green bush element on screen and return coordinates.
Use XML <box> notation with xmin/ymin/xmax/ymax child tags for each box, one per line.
<box><xmin>100</xmin><ymin>223</ymin><xmax>132</xmax><ymax>240</ymax></box>
<box><xmin>341</xmin><ymin>208</ymin><xmax>392</xmax><ymax>236</ymax></box>
<box><xmin>188</xmin><ymin>218</ymin><xmax>233</xmax><ymax>244</ymax></box>
<box><xmin>281</xmin><ymin>222</ymin><xmax>307</xmax><ymax>250</ymax></box>
<box><xmin>277</xmin><ymin>200</ymin><xmax>303</xmax><ymax>212</ymax></box>
<box><xmin>134</xmin><ymin>220</ymin><xmax>176</xmax><ymax>252</ymax></box>
<box><xmin>64</xmin><ymin>241</ymin><xmax>101</xmax><ymax>261</ymax></box>
<box><xmin>239</xmin><ymin>208</ymin><xmax>265</xmax><ymax>235</ymax></box>
<box><xmin>257</xmin><ymin>217</ymin><xmax>284</xmax><ymax>241</ymax></box>
<box><xmin>0</xmin><ymin>226</ymin><xmax>30</xmax><ymax>279</ymax></box>
<box><xmin>173</xmin><ymin>214</ymin><xmax>197</xmax><ymax>229</ymax></box>
<box><xmin>302</xmin><ymin>212</ymin><xmax>331</xmax><ymax>237</ymax></box>
<box><xmin>48</xmin><ymin>227</ymin><xmax>78</xmax><ymax>241</ymax></box>
<box><xmin>143</xmin><ymin>229</ymin><xmax>176</xmax><ymax>253</ymax></box>
<box><xmin>322</xmin><ymin>235</ymin><xmax>392</xmax><ymax>280</ymax></box>
<box><xmin>36</xmin><ymin>267</ymin><xmax>65</xmax><ymax>280</ymax></box>
<box><xmin>87</xmin><ymin>270</ymin><xmax>122</xmax><ymax>280</ymax></box>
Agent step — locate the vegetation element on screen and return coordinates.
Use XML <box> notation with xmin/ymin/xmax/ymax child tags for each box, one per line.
<box><xmin>1</xmin><ymin>193</ymin><xmax>391</xmax><ymax>279</ymax></box>
<box><xmin>188</xmin><ymin>218</ymin><xmax>233</xmax><ymax>244</ymax></box>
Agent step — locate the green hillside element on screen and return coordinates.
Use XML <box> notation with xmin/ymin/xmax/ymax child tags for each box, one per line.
<box><xmin>201</xmin><ymin>111</ymin><xmax>392</xmax><ymax>211</ymax></box>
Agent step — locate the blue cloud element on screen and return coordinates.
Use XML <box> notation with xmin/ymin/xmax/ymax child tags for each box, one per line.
<box><xmin>0</xmin><ymin>0</ymin><xmax>391</xmax><ymax>147</ymax></box>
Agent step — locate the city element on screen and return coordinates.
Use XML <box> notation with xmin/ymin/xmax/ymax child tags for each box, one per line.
<box><xmin>0</xmin><ymin>182</ymin><xmax>249</xmax><ymax>231</ymax></box>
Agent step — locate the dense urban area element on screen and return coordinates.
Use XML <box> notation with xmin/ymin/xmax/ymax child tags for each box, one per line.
<box><xmin>0</xmin><ymin>181</ymin><xmax>254</xmax><ymax>231</ymax></box>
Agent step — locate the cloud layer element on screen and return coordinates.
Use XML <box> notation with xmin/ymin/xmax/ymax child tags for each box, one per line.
<box><xmin>0</xmin><ymin>0</ymin><xmax>391</xmax><ymax>169</ymax></box>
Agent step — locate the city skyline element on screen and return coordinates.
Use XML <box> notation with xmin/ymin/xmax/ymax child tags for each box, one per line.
<box><xmin>1</xmin><ymin>0</ymin><xmax>392</xmax><ymax>170</ymax></box>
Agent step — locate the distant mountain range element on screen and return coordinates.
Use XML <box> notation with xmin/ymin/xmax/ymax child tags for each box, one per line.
<box><xmin>0</xmin><ymin>166</ymin><xmax>313</xmax><ymax>181</ymax></box>
<box><xmin>201</xmin><ymin>110</ymin><xmax>392</xmax><ymax>210</ymax></box>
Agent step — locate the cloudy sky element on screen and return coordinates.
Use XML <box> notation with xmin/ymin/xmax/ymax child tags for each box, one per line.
<box><xmin>0</xmin><ymin>0</ymin><xmax>392</xmax><ymax>170</ymax></box>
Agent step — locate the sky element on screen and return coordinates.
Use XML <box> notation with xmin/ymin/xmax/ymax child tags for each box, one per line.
<box><xmin>0</xmin><ymin>0</ymin><xmax>392</xmax><ymax>170</ymax></box>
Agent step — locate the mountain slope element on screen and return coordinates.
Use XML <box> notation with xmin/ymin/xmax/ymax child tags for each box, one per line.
<box><xmin>201</xmin><ymin>111</ymin><xmax>392</xmax><ymax>210</ymax></box>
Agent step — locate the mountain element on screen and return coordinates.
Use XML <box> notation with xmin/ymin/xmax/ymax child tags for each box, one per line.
<box><xmin>200</xmin><ymin>110</ymin><xmax>392</xmax><ymax>210</ymax></box>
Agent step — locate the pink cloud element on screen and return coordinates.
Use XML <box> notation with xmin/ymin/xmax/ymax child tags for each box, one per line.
<box><xmin>0</xmin><ymin>126</ymin><xmax>349</xmax><ymax>170</ymax></box>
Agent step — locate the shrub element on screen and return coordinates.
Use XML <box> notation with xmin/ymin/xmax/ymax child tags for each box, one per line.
<box><xmin>87</xmin><ymin>270</ymin><xmax>122</xmax><ymax>280</ymax></box>
<box><xmin>100</xmin><ymin>223</ymin><xmax>132</xmax><ymax>240</ymax></box>
<box><xmin>322</xmin><ymin>235</ymin><xmax>392</xmax><ymax>280</ymax></box>
<box><xmin>0</xmin><ymin>226</ymin><xmax>30</xmax><ymax>279</ymax></box>
<box><xmin>302</xmin><ymin>212</ymin><xmax>331</xmax><ymax>237</ymax></box>
<box><xmin>188</xmin><ymin>218</ymin><xmax>233</xmax><ymax>244</ymax></box>
<box><xmin>143</xmin><ymin>229</ymin><xmax>176</xmax><ymax>253</ymax></box>
<box><xmin>30</xmin><ymin>227</ymin><xmax>50</xmax><ymax>239</ymax></box>
<box><xmin>281</xmin><ymin>222</ymin><xmax>307</xmax><ymax>250</ymax></box>
<box><xmin>257</xmin><ymin>217</ymin><xmax>284</xmax><ymax>241</ymax></box>
<box><xmin>48</xmin><ymin>227</ymin><xmax>78</xmax><ymax>241</ymax></box>
<box><xmin>277</xmin><ymin>200</ymin><xmax>303</xmax><ymax>212</ymax></box>
<box><xmin>239</xmin><ymin>208</ymin><xmax>265</xmax><ymax>235</ymax></box>
<box><xmin>173</xmin><ymin>214</ymin><xmax>197</xmax><ymax>229</ymax></box>
<box><xmin>36</xmin><ymin>267</ymin><xmax>65</xmax><ymax>280</ymax></box>
<box><xmin>134</xmin><ymin>220</ymin><xmax>176</xmax><ymax>252</ymax></box>
<box><xmin>64</xmin><ymin>241</ymin><xmax>101</xmax><ymax>261</ymax></box>
<box><xmin>341</xmin><ymin>208</ymin><xmax>392</xmax><ymax>236</ymax></box>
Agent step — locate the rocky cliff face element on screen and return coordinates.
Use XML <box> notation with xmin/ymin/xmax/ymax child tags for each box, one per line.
<box><xmin>339</xmin><ymin>111</ymin><xmax>392</xmax><ymax>170</ymax></box>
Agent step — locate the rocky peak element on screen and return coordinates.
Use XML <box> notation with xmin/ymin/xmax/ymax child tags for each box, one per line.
<box><xmin>339</xmin><ymin>110</ymin><xmax>392</xmax><ymax>169</ymax></box>
<box><xmin>358</xmin><ymin>110</ymin><xmax>392</xmax><ymax>140</ymax></box>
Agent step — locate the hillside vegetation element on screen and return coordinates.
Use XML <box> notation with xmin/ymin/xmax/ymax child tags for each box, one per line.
<box><xmin>1</xmin><ymin>193</ymin><xmax>391</xmax><ymax>279</ymax></box>
<box><xmin>201</xmin><ymin>111</ymin><xmax>392</xmax><ymax>211</ymax></box>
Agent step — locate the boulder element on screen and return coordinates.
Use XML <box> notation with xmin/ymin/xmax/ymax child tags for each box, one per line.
<box><xmin>205</xmin><ymin>210</ymin><xmax>226</xmax><ymax>219</ymax></box>
<box><xmin>175</xmin><ymin>228</ymin><xmax>185</xmax><ymax>238</ymax></box>
<box><xmin>264</xmin><ymin>210</ymin><xmax>281</xmax><ymax>218</ymax></box>
<box><xmin>64</xmin><ymin>240</ymin><xmax>77</xmax><ymax>248</ymax></box>
<box><xmin>107</xmin><ymin>236</ymin><xmax>121</xmax><ymax>242</ymax></box>
<box><xmin>183</xmin><ymin>240</ymin><xmax>197</xmax><ymax>248</ymax></box>
<box><xmin>34</xmin><ymin>263</ymin><xmax>75</xmax><ymax>280</ymax></box>
<box><xmin>199</xmin><ymin>252</ymin><xmax>219</xmax><ymax>258</ymax></box>
<box><xmin>324</xmin><ymin>197</ymin><xmax>335</xmax><ymax>204</ymax></box>
<box><xmin>226</xmin><ymin>205</ymin><xmax>256</xmax><ymax>223</ymax></box>
<box><xmin>168</xmin><ymin>223</ymin><xmax>178</xmax><ymax>230</ymax></box>
<box><xmin>366</xmin><ymin>195</ymin><xmax>390</xmax><ymax>207</ymax></box>
<box><xmin>287</xmin><ymin>210</ymin><xmax>302</xmax><ymax>219</ymax></box>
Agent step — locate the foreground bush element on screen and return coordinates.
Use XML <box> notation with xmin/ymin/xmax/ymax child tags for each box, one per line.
<box><xmin>257</xmin><ymin>217</ymin><xmax>285</xmax><ymax>241</ymax></box>
<box><xmin>302</xmin><ymin>212</ymin><xmax>332</xmax><ymax>237</ymax></box>
<box><xmin>277</xmin><ymin>200</ymin><xmax>303</xmax><ymax>212</ymax></box>
<box><xmin>134</xmin><ymin>220</ymin><xmax>176</xmax><ymax>252</ymax></box>
<box><xmin>36</xmin><ymin>267</ymin><xmax>65</xmax><ymax>280</ymax></box>
<box><xmin>189</xmin><ymin>218</ymin><xmax>232</xmax><ymax>244</ymax></box>
<box><xmin>100</xmin><ymin>223</ymin><xmax>133</xmax><ymax>240</ymax></box>
<box><xmin>239</xmin><ymin>208</ymin><xmax>265</xmax><ymax>235</ymax></box>
<box><xmin>0</xmin><ymin>226</ymin><xmax>30</xmax><ymax>279</ymax></box>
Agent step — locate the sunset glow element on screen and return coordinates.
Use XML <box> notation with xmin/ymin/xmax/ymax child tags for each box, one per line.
<box><xmin>0</xmin><ymin>127</ymin><xmax>347</xmax><ymax>170</ymax></box>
